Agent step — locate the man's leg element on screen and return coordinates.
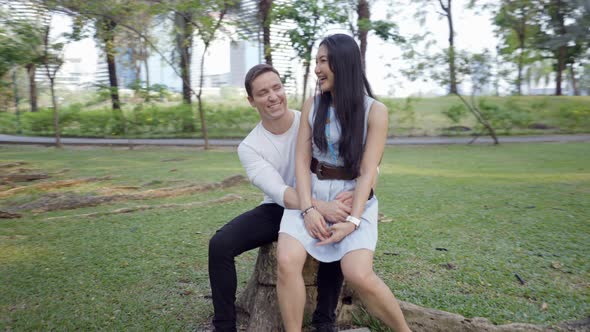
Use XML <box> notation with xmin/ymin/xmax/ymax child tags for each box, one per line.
<box><xmin>312</xmin><ymin>260</ymin><xmax>344</xmax><ymax>332</ymax></box>
<box><xmin>208</xmin><ymin>204</ymin><xmax>283</xmax><ymax>332</ymax></box>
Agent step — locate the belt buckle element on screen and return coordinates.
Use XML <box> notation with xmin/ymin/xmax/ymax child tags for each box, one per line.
<box><xmin>315</xmin><ymin>161</ymin><xmax>327</xmax><ymax>180</ymax></box>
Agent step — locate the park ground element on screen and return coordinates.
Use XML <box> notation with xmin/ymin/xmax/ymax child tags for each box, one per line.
<box><xmin>0</xmin><ymin>142</ymin><xmax>589</xmax><ymax>331</ymax></box>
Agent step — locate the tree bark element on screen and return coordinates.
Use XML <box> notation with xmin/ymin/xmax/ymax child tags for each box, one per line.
<box><xmin>26</xmin><ymin>63</ymin><xmax>38</xmax><ymax>112</ymax></box>
<box><xmin>516</xmin><ymin>19</ymin><xmax>526</xmax><ymax>96</ymax></box>
<box><xmin>197</xmin><ymin>46</ymin><xmax>209</xmax><ymax>150</ymax></box>
<box><xmin>259</xmin><ymin>0</ymin><xmax>273</xmax><ymax>65</ymax></box>
<box><xmin>357</xmin><ymin>0</ymin><xmax>370</xmax><ymax>71</ymax></box>
<box><xmin>302</xmin><ymin>53</ymin><xmax>311</xmax><ymax>103</ymax></box>
<box><xmin>569</xmin><ymin>63</ymin><xmax>579</xmax><ymax>96</ymax></box>
<box><xmin>11</xmin><ymin>70</ymin><xmax>21</xmax><ymax>134</ymax></box>
<box><xmin>49</xmin><ymin>77</ymin><xmax>61</xmax><ymax>148</ymax></box>
<box><xmin>175</xmin><ymin>11</ymin><xmax>193</xmax><ymax>105</ymax></box>
<box><xmin>440</xmin><ymin>0</ymin><xmax>458</xmax><ymax>94</ymax></box>
<box><xmin>234</xmin><ymin>243</ymin><xmax>368</xmax><ymax>330</ymax></box>
<box><xmin>143</xmin><ymin>56</ymin><xmax>150</xmax><ymax>101</ymax></box>
<box><xmin>103</xmin><ymin>19</ymin><xmax>121</xmax><ymax>111</ymax></box>
<box><xmin>555</xmin><ymin>0</ymin><xmax>566</xmax><ymax>96</ymax></box>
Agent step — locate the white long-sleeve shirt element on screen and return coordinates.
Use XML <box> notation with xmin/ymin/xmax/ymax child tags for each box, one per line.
<box><xmin>237</xmin><ymin>110</ymin><xmax>300</xmax><ymax>207</ymax></box>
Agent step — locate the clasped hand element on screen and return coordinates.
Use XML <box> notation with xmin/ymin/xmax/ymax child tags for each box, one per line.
<box><xmin>303</xmin><ymin>191</ymin><xmax>354</xmax><ymax>243</ymax></box>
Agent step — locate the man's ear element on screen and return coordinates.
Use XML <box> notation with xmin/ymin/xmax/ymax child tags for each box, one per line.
<box><xmin>247</xmin><ymin>96</ymin><xmax>255</xmax><ymax>108</ymax></box>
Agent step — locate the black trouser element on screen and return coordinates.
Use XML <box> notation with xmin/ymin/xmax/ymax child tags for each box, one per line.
<box><xmin>208</xmin><ymin>203</ymin><xmax>344</xmax><ymax>332</ymax></box>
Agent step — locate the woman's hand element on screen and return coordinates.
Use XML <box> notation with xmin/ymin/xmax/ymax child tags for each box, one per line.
<box><xmin>303</xmin><ymin>209</ymin><xmax>331</xmax><ymax>240</ymax></box>
<box><xmin>315</xmin><ymin>192</ymin><xmax>352</xmax><ymax>223</ymax></box>
<box><xmin>316</xmin><ymin>222</ymin><xmax>356</xmax><ymax>246</ymax></box>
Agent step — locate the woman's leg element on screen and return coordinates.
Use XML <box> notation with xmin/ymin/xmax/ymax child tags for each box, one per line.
<box><xmin>341</xmin><ymin>249</ymin><xmax>412</xmax><ymax>332</ymax></box>
<box><xmin>276</xmin><ymin>233</ymin><xmax>309</xmax><ymax>332</ymax></box>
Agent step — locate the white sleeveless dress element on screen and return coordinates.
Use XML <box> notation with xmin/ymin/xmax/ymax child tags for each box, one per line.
<box><xmin>279</xmin><ymin>96</ymin><xmax>379</xmax><ymax>263</ymax></box>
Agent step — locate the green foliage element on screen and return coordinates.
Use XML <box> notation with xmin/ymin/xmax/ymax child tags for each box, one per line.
<box><xmin>385</xmin><ymin>97</ymin><xmax>418</xmax><ymax>135</ymax></box>
<box><xmin>557</xmin><ymin>103</ymin><xmax>590</xmax><ymax>130</ymax></box>
<box><xmin>76</xmin><ymin>108</ymin><xmax>113</xmax><ymax>136</ymax></box>
<box><xmin>3</xmin><ymin>97</ymin><xmax>590</xmax><ymax>138</ymax></box>
<box><xmin>127</xmin><ymin>104</ymin><xmax>196</xmax><ymax>135</ymax></box>
<box><xmin>443</xmin><ymin>103</ymin><xmax>468</xmax><ymax>124</ymax></box>
<box><xmin>0</xmin><ymin>112</ymin><xmax>17</xmax><ymax>133</ymax></box>
<box><xmin>21</xmin><ymin>108</ymin><xmax>57</xmax><ymax>134</ymax></box>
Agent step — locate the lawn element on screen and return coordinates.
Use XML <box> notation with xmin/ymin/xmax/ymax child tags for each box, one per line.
<box><xmin>1</xmin><ymin>142</ymin><xmax>589</xmax><ymax>331</ymax></box>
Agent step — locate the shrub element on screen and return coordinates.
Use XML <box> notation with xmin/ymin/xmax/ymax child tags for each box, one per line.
<box><xmin>77</xmin><ymin>108</ymin><xmax>113</xmax><ymax>137</ymax></box>
<box><xmin>21</xmin><ymin>108</ymin><xmax>55</xmax><ymax>134</ymax></box>
<box><xmin>0</xmin><ymin>112</ymin><xmax>17</xmax><ymax>134</ymax></box>
<box><xmin>443</xmin><ymin>103</ymin><xmax>468</xmax><ymax>124</ymax></box>
<box><xmin>559</xmin><ymin>104</ymin><xmax>590</xmax><ymax>130</ymax></box>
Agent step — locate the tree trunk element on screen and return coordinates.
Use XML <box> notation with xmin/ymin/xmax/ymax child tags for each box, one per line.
<box><xmin>103</xmin><ymin>19</ymin><xmax>121</xmax><ymax>111</ymax></box>
<box><xmin>143</xmin><ymin>56</ymin><xmax>150</xmax><ymax>101</ymax></box>
<box><xmin>516</xmin><ymin>25</ymin><xmax>525</xmax><ymax>95</ymax></box>
<box><xmin>197</xmin><ymin>47</ymin><xmax>209</xmax><ymax>150</ymax></box>
<box><xmin>236</xmin><ymin>243</ymin><xmax>359</xmax><ymax>331</ymax></box>
<box><xmin>259</xmin><ymin>0</ymin><xmax>273</xmax><ymax>65</ymax></box>
<box><xmin>555</xmin><ymin>0</ymin><xmax>566</xmax><ymax>96</ymax></box>
<box><xmin>455</xmin><ymin>93</ymin><xmax>499</xmax><ymax>145</ymax></box>
<box><xmin>302</xmin><ymin>57</ymin><xmax>311</xmax><ymax>102</ymax></box>
<box><xmin>441</xmin><ymin>0</ymin><xmax>458</xmax><ymax>94</ymax></box>
<box><xmin>175</xmin><ymin>11</ymin><xmax>193</xmax><ymax>105</ymax></box>
<box><xmin>26</xmin><ymin>64</ymin><xmax>38</xmax><ymax>112</ymax></box>
<box><xmin>357</xmin><ymin>0</ymin><xmax>370</xmax><ymax>71</ymax></box>
<box><xmin>49</xmin><ymin>78</ymin><xmax>61</xmax><ymax>148</ymax></box>
<box><xmin>11</xmin><ymin>70</ymin><xmax>21</xmax><ymax>134</ymax></box>
<box><xmin>569</xmin><ymin>63</ymin><xmax>579</xmax><ymax>96</ymax></box>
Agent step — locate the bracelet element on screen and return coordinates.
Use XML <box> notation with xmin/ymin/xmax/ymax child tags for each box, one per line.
<box><xmin>301</xmin><ymin>205</ymin><xmax>316</xmax><ymax>217</ymax></box>
<box><xmin>346</xmin><ymin>215</ymin><xmax>361</xmax><ymax>230</ymax></box>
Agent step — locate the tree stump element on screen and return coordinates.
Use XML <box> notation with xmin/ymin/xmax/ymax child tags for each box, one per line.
<box><xmin>235</xmin><ymin>242</ymin><xmax>321</xmax><ymax>331</ymax></box>
<box><xmin>234</xmin><ymin>243</ymin><xmax>589</xmax><ymax>332</ymax></box>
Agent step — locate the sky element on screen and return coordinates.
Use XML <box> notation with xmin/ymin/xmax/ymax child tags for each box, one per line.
<box><xmin>50</xmin><ymin>0</ymin><xmax>500</xmax><ymax>97</ymax></box>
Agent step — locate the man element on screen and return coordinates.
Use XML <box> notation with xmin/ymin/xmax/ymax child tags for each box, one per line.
<box><xmin>208</xmin><ymin>64</ymin><xmax>353</xmax><ymax>332</ymax></box>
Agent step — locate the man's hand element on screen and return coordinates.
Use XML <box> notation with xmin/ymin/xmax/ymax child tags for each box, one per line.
<box><xmin>335</xmin><ymin>191</ymin><xmax>353</xmax><ymax>207</ymax></box>
<box><xmin>303</xmin><ymin>209</ymin><xmax>331</xmax><ymax>240</ymax></box>
<box><xmin>316</xmin><ymin>222</ymin><xmax>356</xmax><ymax>246</ymax></box>
<box><xmin>314</xmin><ymin>191</ymin><xmax>353</xmax><ymax>223</ymax></box>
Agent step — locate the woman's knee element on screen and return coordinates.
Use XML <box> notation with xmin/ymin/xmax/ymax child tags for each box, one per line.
<box><xmin>276</xmin><ymin>236</ymin><xmax>306</xmax><ymax>277</ymax></box>
<box><xmin>342</xmin><ymin>265</ymin><xmax>375</xmax><ymax>290</ymax></box>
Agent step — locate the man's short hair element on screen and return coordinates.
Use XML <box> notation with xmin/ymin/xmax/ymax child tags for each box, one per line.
<box><xmin>244</xmin><ymin>64</ymin><xmax>281</xmax><ymax>97</ymax></box>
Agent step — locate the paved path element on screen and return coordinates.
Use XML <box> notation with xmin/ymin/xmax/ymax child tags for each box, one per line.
<box><xmin>1</xmin><ymin>134</ymin><xmax>589</xmax><ymax>147</ymax></box>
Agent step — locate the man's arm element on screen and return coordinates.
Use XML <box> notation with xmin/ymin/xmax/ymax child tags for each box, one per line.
<box><xmin>240</xmin><ymin>142</ymin><xmax>352</xmax><ymax>220</ymax></box>
<box><xmin>283</xmin><ymin>187</ymin><xmax>351</xmax><ymax>223</ymax></box>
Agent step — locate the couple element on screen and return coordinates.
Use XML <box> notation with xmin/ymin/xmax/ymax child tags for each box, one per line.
<box><xmin>208</xmin><ymin>34</ymin><xmax>411</xmax><ymax>332</ymax></box>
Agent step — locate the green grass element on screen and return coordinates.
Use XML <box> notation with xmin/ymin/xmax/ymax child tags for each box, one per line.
<box><xmin>1</xmin><ymin>143</ymin><xmax>589</xmax><ymax>330</ymax></box>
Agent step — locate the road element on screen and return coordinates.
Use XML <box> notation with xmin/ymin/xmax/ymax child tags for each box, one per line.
<box><xmin>1</xmin><ymin>134</ymin><xmax>589</xmax><ymax>147</ymax></box>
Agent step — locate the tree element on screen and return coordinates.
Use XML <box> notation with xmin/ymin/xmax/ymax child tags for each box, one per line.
<box><xmin>159</xmin><ymin>0</ymin><xmax>235</xmax><ymax>149</ymax></box>
<box><xmin>534</xmin><ymin>0</ymin><xmax>589</xmax><ymax>95</ymax></box>
<box><xmin>40</xmin><ymin>17</ymin><xmax>65</xmax><ymax>148</ymax></box>
<box><xmin>493</xmin><ymin>0</ymin><xmax>541</xmax><ymax>95</ymax></box>
<box><xmin>275</xmin><ymin>0</ymin><xmax>346</xmax><ymax>102</ymax></box>
<box><xmin>173</xmin><ymin>9</ymin><xmax>193</xmax><ymax>104</ymax></box>
<box><xmin>412</xmin><ymin>0</ymin><xmax>459</xmax><ymax>94</ymax></box>
<box><xmin>455</xmin><ymin>50</ymin><xmax>499</xmax><ymax>144</ymax></box>
<box><xmin>346</xmin><ymin>0</ymin><xmax>404</xmax><ymax>70</ymax></box>
<box><xmin>259</xmin><ymin>0</ymin><xmax>272</xmax><ymax>65</ymax></box>
<box><xmin>49</xmin><ymin>0</ymin><xmax>138</xmax><ymax>114</ymax></box>
<box><xmin>0</xmin><ymin>2</ymin><xmax>49</xmax><ymax>112</ymax></box>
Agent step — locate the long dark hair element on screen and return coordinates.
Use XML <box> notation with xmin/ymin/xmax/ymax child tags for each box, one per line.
<box><xmin>313</xmin><ymin>34</ymin><xmax>374</xmax><ymax>178</ymax></box>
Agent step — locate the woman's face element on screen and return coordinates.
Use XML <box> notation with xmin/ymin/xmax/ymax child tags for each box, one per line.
<box><xmin>314</xmin><ymin>45</ymin><xmax>334</xmax><ymax>93</ymax></box>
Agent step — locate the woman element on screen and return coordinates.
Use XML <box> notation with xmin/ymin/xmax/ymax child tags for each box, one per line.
<box><xmin>276</xmin><ymin>34</ymin><xmax>411</xmax><ymax>332</ymax></box>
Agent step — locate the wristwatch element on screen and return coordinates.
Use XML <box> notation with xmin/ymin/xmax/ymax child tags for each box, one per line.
<box><xmin>346</xmin><ymin>215</ymin><xmax>361</xmax><ymax>230</ymax></box>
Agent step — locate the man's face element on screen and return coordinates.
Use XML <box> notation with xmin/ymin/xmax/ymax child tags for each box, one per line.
<box><xmin>248</xmin><ymin>71</ymin><xmax>288</xmax><ymax>122</ymax></box>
